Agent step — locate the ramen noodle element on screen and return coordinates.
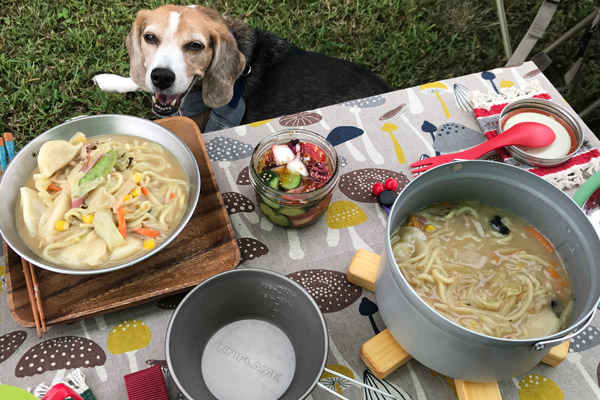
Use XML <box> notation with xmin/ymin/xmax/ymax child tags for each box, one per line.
<box><xmin>16</xmin><ymin>132</ymin><xmax>190</xmax><ymax>270</ymax></box>
<box><xmin>391</xmin><ymin>201</ymin><xmax>573</xmax><ymax>339</ymax></box>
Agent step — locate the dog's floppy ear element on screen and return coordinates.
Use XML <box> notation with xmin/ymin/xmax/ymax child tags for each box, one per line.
<box><xmin>202</xmin><ymin>26</ymin><xmax>246</xmax><ymax>108</ymax></box>
<box><xmin>126</xmin><ymin>10</ymin><xmax>150</xmax><ymax>90</ymax></box>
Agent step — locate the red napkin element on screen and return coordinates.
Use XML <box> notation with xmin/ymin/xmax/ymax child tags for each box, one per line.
<box><xmin>124</xmin><ymin>365</ymin><xmax>169</xmax><ymax>400</ymax></box>
<box><xmin>471</xmin><ymin>87</ymin><xmax>600</xmax><ymax>190</ymax></box>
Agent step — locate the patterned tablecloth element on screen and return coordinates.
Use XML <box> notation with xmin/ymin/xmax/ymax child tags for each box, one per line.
<box><xmin>2</xmin><ymin>61</ymin><xmax>600</xmax><ymax>400</ymax></box>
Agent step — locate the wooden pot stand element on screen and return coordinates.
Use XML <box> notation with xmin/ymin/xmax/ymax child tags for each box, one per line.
<box><xmin>347</xmin><ymin>249</ymin><xmax>570</xmax><ymax>400</ymax></box>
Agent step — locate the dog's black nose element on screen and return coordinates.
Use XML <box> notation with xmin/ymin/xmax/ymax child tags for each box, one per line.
<box><xmin>150</xmin><ymin>68</ymin><xmax>176</xmax><ymax>90</ymax></box>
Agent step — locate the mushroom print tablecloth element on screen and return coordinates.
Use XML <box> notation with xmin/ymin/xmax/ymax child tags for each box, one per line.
<box><xmin>2</xmin><ymin>61</ymin><xmax>600</xmax><ymax>400</ymax></box>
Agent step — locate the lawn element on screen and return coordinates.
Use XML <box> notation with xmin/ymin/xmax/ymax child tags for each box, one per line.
<box><xmin>0</xmin><ymin>0</ymin><xmax>598</xmax><ymax>149</ymax></box>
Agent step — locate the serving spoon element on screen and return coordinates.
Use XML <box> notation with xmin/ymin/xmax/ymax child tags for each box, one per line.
<box><xmin>410</xmin><ymin>122</ymin><xmax>555</xmax><ymax>174</ymax></box>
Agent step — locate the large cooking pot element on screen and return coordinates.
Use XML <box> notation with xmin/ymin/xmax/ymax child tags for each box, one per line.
<box><xmin>376</xmin><ymin>160</ymin><xmax>600</xmax><ymax>382</ymax></box>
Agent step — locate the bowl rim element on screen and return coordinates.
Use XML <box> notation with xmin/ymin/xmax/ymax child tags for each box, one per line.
<box><xmin>165</xmin><ymin>268</ymin><xmax>329</xmax><ymax>400</ymax></box>
<box><xmin>0</xmin><ymin>114</ymin><xmax>201</xmax><ymax>275</ymax></box>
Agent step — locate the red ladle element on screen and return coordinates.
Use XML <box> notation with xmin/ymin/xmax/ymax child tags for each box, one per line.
<box><xmin>410</xmin><ymin>122</ymin><xmax>555</xmax><ymax>174</ymax></box>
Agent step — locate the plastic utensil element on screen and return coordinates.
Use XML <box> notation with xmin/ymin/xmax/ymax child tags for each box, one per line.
<box><xmin>410</xmin><ymin>122</ymin><xmax>555</xmax><ymax>174</ymax></box>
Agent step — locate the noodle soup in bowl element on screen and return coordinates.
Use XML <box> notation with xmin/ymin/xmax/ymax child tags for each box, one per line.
<box><xmin>0</xmin><ymin>115</ymin><xmax>200</xmax><ymax>274</ymax></box>
<box><xmin>376</xmin><ymin>160</ymin><xmax>600</xmax><ymax>381</ymax></box>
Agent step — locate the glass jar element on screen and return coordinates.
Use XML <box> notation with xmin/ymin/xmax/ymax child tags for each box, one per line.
<box><xmin>249</xmin><ymin>129</ymin><xmax>340</xmax><ymax>229</ymax></box>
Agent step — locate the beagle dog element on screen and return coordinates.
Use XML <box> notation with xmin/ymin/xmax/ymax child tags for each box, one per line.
<box><xmin>94</xmin><ymin>4</ymin><xmax>393</xmax><ymax>131</ymax></box>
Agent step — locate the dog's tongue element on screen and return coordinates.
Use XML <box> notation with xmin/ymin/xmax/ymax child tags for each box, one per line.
<box><xmin>155</xmin><ymin>93</ymin><xmax>180</xmax><ymax>104</ymax></box>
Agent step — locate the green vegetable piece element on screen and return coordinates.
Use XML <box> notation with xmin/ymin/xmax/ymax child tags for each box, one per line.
<box><xmin>268</xmin><ymin>213</ymin><xmax>290</xmax><ymax>227</ymax></box>
<box><xmin>259</xmin><ymin>202</ymin><xmax>276</xmax><ymax>218</ymax></box>
<box><xmin>280</xmin><ymin>172</ymin><xmax>301</xmax><ymax>190</ymax></box>
<box><xmin>114</xmin><ymin>149</ymin><xmax>131</xmax><ymax>171</ymax></box>
<box><xmin>259</xmin><ymin>170</ymin><xmax>280</xmax><ymax>189</ymax></box>
<box><xmin>279</xmin><ymin>207</ymin><xmax>306</xmax><ymax>216</ymax></box>
<box><xmin>79</xmin><ymin>150</ymin><xmax>117</xmax><ymax>185</ymax></box>
<box><xmin>262</xmin><ymin>197</ymin><xmax>281</xmax><ymax>210</ymax></box>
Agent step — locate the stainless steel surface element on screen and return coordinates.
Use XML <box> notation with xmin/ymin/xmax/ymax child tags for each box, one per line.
<box><xmin>498</xmin><ymin>98</ymin><xmax>584</xmax><ymax>167</ymax></box>
<box><xmin>376</xmin><ymin>160</ymin><xmax>600</xmax><ymax>381</ymax></box>
<box><xmin>166</xmin><ymin>269</ymin><xmax>328</xmax><ymax>400</ymax></box>
<box><xmin>0</xmin><ymin>114</ymin><xmax>201</xmax><ymax>275</ymax></box>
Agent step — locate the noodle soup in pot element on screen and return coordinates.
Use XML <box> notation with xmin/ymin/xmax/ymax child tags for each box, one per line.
<box><xmin>15</xmin><ymin>132</ymin><xmax>190</xmax><ymax>270</ymax></box>
<box><xmin>391</xmin><ymin>201</ymin><xmax>573</xmax><ymax>340</ymax></box>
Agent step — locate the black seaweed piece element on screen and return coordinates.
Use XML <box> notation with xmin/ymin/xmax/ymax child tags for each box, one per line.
<box><xmin>490</xmin><ymin>215</ymin><xmax>510</xmax><ymax>235</ymax></box>
<box><xmin>127</xmin><ymin>157</ymin><xmax>133</xmax><ymax>168</ymax></box>
<box><xmin>551</xmin><ymin>299</ymin><xmax>564</xmax><ymax>317</ymax></box>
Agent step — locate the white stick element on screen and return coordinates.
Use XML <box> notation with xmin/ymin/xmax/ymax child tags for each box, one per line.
<box><xmin>234</xmin><ymin>125</ymin><xmax>247</xmax><ymax>136</ymax></box>
<box><xmin>126</xmin><ymin>350</ymin><xmax>139</xmax><ymax>373</ymax></box>
<box><xmin>316</xmin><ymin>108</ymin><xmax>331</xmax><ymax>130</ymax></box>
<box><xmin>350</xmin><ymin>107</ymin><xmax>384</xmax><ymax>165</ymax></box>
<box><xmin>401</xmin><ymin>115</ymin><xmax>435</xmax><ymax>156</ymax></box>
<box><xmin>327</xmin><ymin>228</ymin><xmax>340</xmax><ymax>247</ymax></box>
<box><xmin>230</xmin><ymin>213</ymin><xmax>255</xmax><ymax>239</ymax></box>
<box><xmin>287</xmin><ymin>229</ymin><xmax>304</xmax><ymax>259</ymax></box>
<box><xmin>406</xmin><ymin>88</ymin><xmax>424</xmax><ymax>114</ymax></box>
<box><xmin>79</xmin><ymin>320</ymin><xmax>108</xmax><ymax>382</ymax></box>
<box><xmin>347</xmin><ymin>226</ymin><xmax>374</xmax><ymax>253</ymax></box>
<box><xmin>405</xmin><ymin>361</ymin><xmax>427</xmax><ymax>400</ymax></box>
<box><xmin>243</xmin><ymin>211</ymin><xmax>259</xmax><ymax>224</ymax></box>
<box><xmin>95</xmin><ymin>315</ymin><xmax>107</xmax><ymax>330</ymax></box>
<box><xmin>345</xmin><ymin>141</ymin><xmax>366</xmax><ymax>162</ymax></box>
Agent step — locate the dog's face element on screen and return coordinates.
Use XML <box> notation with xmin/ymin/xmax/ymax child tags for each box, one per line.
<box><xmin>127</xmin><ymin>5</ymin><xmax>245</xmax><ymax>115</ymax></box>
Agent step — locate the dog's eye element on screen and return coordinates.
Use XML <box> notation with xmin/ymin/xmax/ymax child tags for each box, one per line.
<box><xmin>185</xmin><ymin>42</ymin><xmax>205</xmax><ymax>51</ymax></box>
<box><xmin>143</xmin><ymin>33</ymin><xmax>159</xmax><ymax>44</ymax></box>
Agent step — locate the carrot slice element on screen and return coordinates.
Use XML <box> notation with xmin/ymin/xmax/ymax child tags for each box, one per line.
<box><xmin>169</xmin><ymin>192</ymin><xmax>175</xmax><ymax>200</ymax></box>
<box><xmin>47</xmin><ymin>183</ymin><xmax>62</xmax><ymax>192</ymax></box>
<box><xmin>411</xmin><ymin>216</ymin><xmax>420</xmax><ymax>229</ymax></box>
<box><xmin>134</xmin><ymin>227</ymin><xmax>160</xmax><ymax>238</ymax></box>
<box><xmin>525</xmin><ymin>225</ymin><xmax>554</xmax><ymax>252</ymax></box>
<box><xmin>141</xmin><ymin>187</ymin><xmax>149</xmax><ymax>196</ymax></box>
<box><xmin>116</xmin><ymin>207</ymin><xmax>126</xmax><ymax>239</ymax></box>
<box><xmin>546</xmin><ymin>267</ymin><xmax>568</xmax><ymax>288</ymax></box>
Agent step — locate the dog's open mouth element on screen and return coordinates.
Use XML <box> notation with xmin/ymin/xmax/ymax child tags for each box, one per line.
<box><xmin>152</xmin><ymin>93</ymin><xmax>185</xmax><ymax>116</ymax></box>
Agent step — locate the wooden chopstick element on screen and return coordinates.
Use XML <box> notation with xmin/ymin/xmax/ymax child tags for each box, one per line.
<box><xmin>5</xmin><ymin>132</ymin><xmax>47</xmax><ymax>337</ymax></box>
<box><xmin>21</xmin><ymin>258</ymin><xmax>43</xmax><ymax>338</ymax></box>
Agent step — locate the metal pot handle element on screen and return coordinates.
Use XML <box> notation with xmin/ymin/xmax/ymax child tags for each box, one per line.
<box><xmin>533</xmin><ymin>306</ymin><xmax>597</xmax><ymax>350</ymax></box>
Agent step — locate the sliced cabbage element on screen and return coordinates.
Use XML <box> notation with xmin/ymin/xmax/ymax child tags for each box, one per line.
<box><xmin>20</xmin><ymin>188</ymin><xmax>46</xmax><ymax>237</ymax></box>
<box><xmin>93</xmin><ymin>209</ymin><xmax>125</xmax><ymax>250</ymax></box>
<box><xmin>110</xmin><ymin>236</ymin><xmax>143</xmax><ymax>261</ymax></box>
<box><xmin>87</xmin><ymin>187</ymin><xmax>115</xmax><ymax>212</ymax></box>
<box><xmin>37</xmin><ymin>192</ymin><xmax>70</xmax><ymax>238</ymax></box>
<box><xmin>57</xmin><ymin>238</ymin><xmax>108</xmax><ymax>268</ymax></box>
<box><xmin>37</xmin><ymin>140</ymin><xmax>83</xmax><ymax>178</ymax></box>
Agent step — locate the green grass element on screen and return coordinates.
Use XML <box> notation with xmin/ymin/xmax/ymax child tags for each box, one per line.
<box><xmin>1</xmin><ymin>0</ymin><xmax>598</xmax><ymax>149</ymax></box>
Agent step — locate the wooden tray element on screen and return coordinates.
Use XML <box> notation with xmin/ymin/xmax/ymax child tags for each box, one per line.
<box><xmin>3</xmin><ymin>116</ymin><xmax>240</xmax><ymax>327</ymax></box>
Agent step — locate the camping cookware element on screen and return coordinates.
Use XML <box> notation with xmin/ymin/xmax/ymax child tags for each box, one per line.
<box><xmin>166</xmin><ymin>269</ymin><xmax>401</xmax><ymax>400</ymax></box>
<box><xmin>0</xmin><ymin>114</ymin><xmax>201</xmax><ymax>274</ymax></box>
<box><xmin>376</xmin><ymin>160</ymin><xmax>600</xmax><ymax>381</ymax></box>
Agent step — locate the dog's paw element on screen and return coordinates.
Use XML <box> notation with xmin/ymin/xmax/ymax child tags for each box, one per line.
<box><xmin>92</xmin><ymin>74</ymin><xmax>140</xmax><ymax>93</ymax></box>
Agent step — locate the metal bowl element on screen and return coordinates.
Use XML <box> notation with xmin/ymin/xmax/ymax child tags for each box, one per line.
<box><xmin>498</xmin><ymin>98</ymin><xmax>583</xmax><ymax>167</ymax></box>
<box><xmin>0</xmin><ymin>114</ymin><xmax>200</xmax><ymax>275</ymax></box>
<box><xmin>166</xmin><ymin>269</ymin><xmax>328</xmax><ymax>400</ymax></box>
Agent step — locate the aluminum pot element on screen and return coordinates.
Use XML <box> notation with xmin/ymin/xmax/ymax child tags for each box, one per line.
<box><xmin>376</xmin><ymin>160</ymin><xmax>600</xmax><ymax>382</ymax></box>
<box><xmin>0</xmin><ymin>114</ymin><xmax>201</xmax><ymax>274</ymax></box>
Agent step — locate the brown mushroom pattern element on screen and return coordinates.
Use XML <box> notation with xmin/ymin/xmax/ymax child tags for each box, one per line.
<box><xmin>15</xmin><ymin>336</ymin><xmax>106</xmax><ymax>377</ymax></box>
<box><xmin>279</xmin><ymin>111</ymin><xmax>322</xmax><ymax>127</ymax></box>
<box><xmin>0</xmin><ymin>331</ymin><xmax>26</xmax><ymax>365</ymax></box>
<box><xmin>236</xmin><ymin>166</ymin><xmax>250</xmax><ymax>185</ymax></box>
<box><xmin>339</xmin><ymin>168</ymin><xmax>410</xmax><ymax>203</ymax></box>
<box><xmin>237</xmin><ymin>238</ymin><xmax>269</xmax><ymax>263</ymax></box>
<box><xmin>287</xmin><ymin>269</ymin><xmax>362</xmax><ymax>313</ymax></box>
<box><xmin>222</xmin><ymin>192</ymin><xmax>255</xmax><ymax>215</ymax></box>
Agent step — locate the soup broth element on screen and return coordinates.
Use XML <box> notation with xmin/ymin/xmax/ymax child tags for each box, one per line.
<box><xmin>391</xmin><ymin>201</ymin><xmax>573</xmax><ymax>339</ymax></box>
<box><xmin>16</xmin><ymin>133</ymin><xmax>190</xmax><ymax>270</ymax></box>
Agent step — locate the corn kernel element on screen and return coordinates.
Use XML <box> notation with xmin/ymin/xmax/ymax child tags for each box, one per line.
<box><xmin>55</xmin><ymin>220</ymin><xmax>70</xmax><ymax>231</ymax></box>
<box><xmin>123</xmin><ymin>194</ymin><xmax>132</xmax><ymax>201</ymax></box>
<box><xmin>132</xmin><ymin>187</ymin><xmax>141</xmax><ymax>198</ymax></box>
<box><xmin>134</xmin><ymin>172</ymin><xmax>142</xmax><ymax>184</ymax></box>
<box><xmin>82</xmin><ymin>214</ymin><xmax>94</xmax><ymax>224</ymax></box>
<box><xmin>143</xmin><ymin>239</ymin><xmax>155</xmax><ymax>250</ymax></box>
<box><xmin>425</xmin><ymin>225</ymin><xmax>436</xmax><ymax>232</ymax></box>
<box><xmin>72</xmin><ymin>134</ymin><xmax>87</xmax><ymax>144</ymax></box>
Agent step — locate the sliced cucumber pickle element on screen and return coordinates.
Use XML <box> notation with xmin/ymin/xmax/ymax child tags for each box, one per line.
<box><xmin>280</xmin><ymin>172</ymin><xmax>301</xmax><ymax>190</ymax></box>
<box><xmin>259</xmin><ymin>202</ymin><xmax>276</xmax><ymax>217</ymax></box>
<box><xmin>279</xmin><ymin>207</ymin><xmax>306</xmax><ymax>216</ymax></box>
<box><xmin>262</xmin><ymin>197</ymin><xmax>281</xmax><ymax>210</ymax></box>
<box><xmin>259</xmin><ymin>170</ymin><xmax>280</xmax><ymax>189</ymax></box>
<box><xmin>268</xmin><ymin>213</ymin><xmax>290</xmax><ymax>227</ymax></box>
